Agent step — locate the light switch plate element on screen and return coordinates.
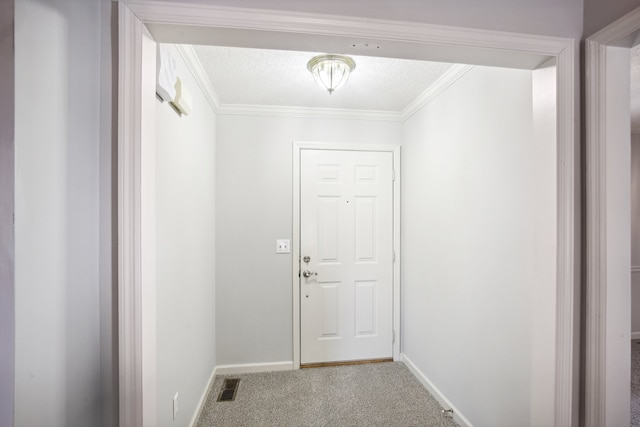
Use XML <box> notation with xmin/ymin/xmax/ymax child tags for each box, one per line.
<box><xmin>276</xmin><ymin>239</ymin><xmax>290</xmax><ymax>254</ymax></box>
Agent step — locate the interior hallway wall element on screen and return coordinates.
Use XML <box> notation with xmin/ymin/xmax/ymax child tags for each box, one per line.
<box><xmin>632</xmin><ymin>134</ymin><xmax>640</xmax><ymax>335</ymax></box>
<box><xmin>402</xmin><ymin>65</ymin><xmax>556</xmax><ymax>427</ymax></box>
<box><xmin>0</xmin><ymin>0</ymin><xmax>14</xmax><ymax>426</ymax></box>
<box><xmin>9</xmin><ymin>0</ymin><xmax>588</xmax><ymax>425</ymax></box>
<box><xmin>155</xmin><ymin>44</ymin><xmax>217</xmax><ymax>427</ymax></box>
<box><xmin>215</xmin><ymin>115</ymin><xmax>401</xmax><ymax>365</ymax></box>
<box><xmin>14</xmin><ymin>0</ymin><xmax>102</xmax><ymax>426</ymax></box>
<box><xmin>584</xmin><ymin>0</ymin><xmax>640</xmax><ymax>37</ymax></box>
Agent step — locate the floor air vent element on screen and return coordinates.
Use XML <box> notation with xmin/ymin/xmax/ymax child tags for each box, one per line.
<box><xmin>217</xmin><ymin>378</ymin><xmax>240</xmax><ymax>402</ymax></box>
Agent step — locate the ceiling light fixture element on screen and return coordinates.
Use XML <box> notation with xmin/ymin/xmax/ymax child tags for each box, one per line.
<box><xmin>307</xmin><ymin>54</ymin><xmax>356</xmax><ymax>94</ymax></box>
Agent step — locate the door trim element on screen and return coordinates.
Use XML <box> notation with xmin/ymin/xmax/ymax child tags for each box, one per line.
<box><xmin>585</xmin><ymin>7</ymin><xmax>640</xmax><ymax>426</ymax></box>
<box><xmin>292</xmin><ymin>142</ymin><xmax>402</xmax><ymax>369</ymax></box>
<box><xmin>118</xmin><ymin>5</ymin><xmax>145</xmax><ymax>426</ymax></box>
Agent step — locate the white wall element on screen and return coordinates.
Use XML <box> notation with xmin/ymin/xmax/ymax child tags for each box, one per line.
<box><xmin>155</xmin><ymin>45</ymin><xmax>217</xmax><ymax>427</ymax></box>
<box><xmin>215</xmin><ymin>115</ymin><xmax>401</xmax><ymax>365</ymax></box>
<box><xmin>402</xmin><ymin>66</ymin><xmax>556</xmax><ymax>426</ymax></box>
<box><xmin>14</xmin><ymin>0</ymin><xmax>102</xmax><ymax>426</ymax></box>
<box><xmin>529</xmin><ymin>62</ymin><xmax>558</xmax><ymax>427</ymax></box>
<box><xmin>631</xmin><ymin>134</ymin><xmax>640</xmax><ymax>335</ymax></box>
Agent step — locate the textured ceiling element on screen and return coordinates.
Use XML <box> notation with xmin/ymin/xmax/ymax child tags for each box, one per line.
<box><xmin>632</xmin><ymin>45</ymin><xmax>640</xmax><ymax>132</ymax></box>
<box><xmin>191</xmin><ymin>45</ymin><xmax>455</xmax><ymax>112</ymax></box>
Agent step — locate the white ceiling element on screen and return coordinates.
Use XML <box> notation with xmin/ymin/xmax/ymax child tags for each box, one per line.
<box><xmin>191</xmin><ymin>45</ymin><xmax>455</xmax><ymax>112</ymax></box>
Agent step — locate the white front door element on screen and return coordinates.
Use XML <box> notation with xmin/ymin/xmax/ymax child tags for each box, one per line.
<box><xmin>300</xmin><ymin>149</ymin><xmax>394</xmax><ymax>365</ymax></box>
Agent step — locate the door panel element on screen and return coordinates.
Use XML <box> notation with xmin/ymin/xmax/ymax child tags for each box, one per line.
<box><xmin>318</xmin><ymin>197</ymin><xmax>340</xmax><ymax>263</ymax></box>
<box><xmin>355</xmin><ymin>280</ymin><xmax>376</xmax><ymax>335</ymax></box>
<box><xmin>320</xmin><ymin>283</ymin><xmax>339</xmax><ymax>337</ymax></box>
<box><xmin>300</xmin><ymin>149</ymin><xmax>393</xmax><ymax>364</ymax></box>
<box><xmin>354</xmin><ymin>196</ymin><xmax>377</xmax><ymax>262</ymax></box>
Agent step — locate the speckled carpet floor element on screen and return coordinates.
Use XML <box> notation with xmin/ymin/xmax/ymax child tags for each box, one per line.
<box><xmin>633</xmin><ymin>340</ymin><xmax>640</xmax><ymax>426</ymax></box>
<box><xmin>195</xmin><ymin>361</ymin><xmax>459</xmax><ymax>427</ymax></box>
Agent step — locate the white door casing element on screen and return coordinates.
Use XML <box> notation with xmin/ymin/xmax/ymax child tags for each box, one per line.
<box><xmin>585</xmin><ymin>7</ymin><xmax>640</xmax><ymax>426</ymax></box>
<box><xmin>300</xmin><ymin>149</ymin><xmax>394</xmax><ymax>364</ymax></box>
<box><xmin>118</xmin><ymin>5</ymin><xmax>158</xmax><ymax>426</ymax></box>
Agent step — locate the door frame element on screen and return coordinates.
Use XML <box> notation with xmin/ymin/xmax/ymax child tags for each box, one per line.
<box><xmin>292</xmin><ymin>142</ymin><xmax>401</xmax><ymax>369</ymax></box>
<box><xmin>118</xmin><ymin>1</ymin><xmax>578</xmax><ymax>425</ymax></box>
<box><xmin>585</xmin><ymin>7</ymin><xmax>640</xmax><ymax>426</ymax></box>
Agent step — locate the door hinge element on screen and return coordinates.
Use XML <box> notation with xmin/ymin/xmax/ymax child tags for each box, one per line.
<box><xmin>392</xmin><ymin>169</ymin><xmax>396</xmax><ymax>181</ymax></box>
<box><xmin>393</xmin><ymin>250</ymin><xmax>396</xmax><ymax>262</ymax></box>
<box><xmin>392</xmin><ymin>331</ymin><xmax>396</xmax><ymax>344</ymax></box>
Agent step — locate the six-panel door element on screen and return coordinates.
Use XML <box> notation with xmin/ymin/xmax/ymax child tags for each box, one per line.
<box><xmin>300</xmin><ymin>149</ymin><xmax>394</xmax><ymax>365</ymax></box>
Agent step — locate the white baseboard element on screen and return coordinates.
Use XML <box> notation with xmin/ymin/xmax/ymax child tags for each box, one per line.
<box><xmin>215</xmin><ymin>361</ymin><xmax>294</xmax><ymax>375</ymax></box>
<box><xmin>401</xmin><ymin>353</ymin><xmax>473</xmax><ymax>427</ymax></box>
<box><xmin>632</xmin><ymin>332</ymin><xmax>640</xmax><ymax>340</ymax></box>
<box><xmin>189</xmin><ymin>365</ymin><xmax>217</xmax><ymax>427</ymax></box>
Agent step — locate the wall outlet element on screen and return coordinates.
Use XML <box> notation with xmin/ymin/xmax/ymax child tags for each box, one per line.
<box><xmin>276</xmin><ymin>239</ymin><xmax>290</xmax><ymax>254</ymax></box>
<box><xmin>173</xmin><ymin>392</ymin><xmax>179</xmax><ymax>420</ymax></box>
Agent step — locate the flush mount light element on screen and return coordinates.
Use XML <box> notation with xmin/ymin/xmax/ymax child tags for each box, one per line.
<box><xmin>307</xmin><ymin>54</ymin><xmax>356</xmax><ymax>94</ymax></box>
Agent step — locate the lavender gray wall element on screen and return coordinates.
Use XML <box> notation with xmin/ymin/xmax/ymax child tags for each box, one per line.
<box><xmin>584</xmin><ymin>0</ymin><xmax>640</xmax><ymax>38</ymax></box>
<box><xmin>0</xmin><ymin>0</ymin><xmax>14</xmax><ymax>426</ymax></box>
<box><xmin>14</xmin><ymin>0</ymin><xmax>104</xmax><ymax>425</ymax></box>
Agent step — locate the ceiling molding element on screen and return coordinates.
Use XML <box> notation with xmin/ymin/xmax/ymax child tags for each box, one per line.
<box><xmin>174</xmin><ymin>44</ymin><xmax>220</xmax><ymax>112</ymax></box>
<box><xmin>216</xmin><ymin>104</ymin><xmax>403</xmax><ymax>121</ymax></box>
<box><xmin>400</xmin><ymin>64</ymin><xmax>475</xmax><ymax>121</ymax></box>
<box><xmin>174</xmin><ymin>47</ymin><xmax>474</xmax><ymax>122</ymax></box>
<box><xmin>173</xmin><ymin>44</ymin><xmax>402</xmax><ymax>121</ymax></box>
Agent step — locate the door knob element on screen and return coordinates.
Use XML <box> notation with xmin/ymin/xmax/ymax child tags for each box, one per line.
<box><xmin>302</xmin><ymin>270</ymin><xmax>317</xmax><ymax>278</ymax></box>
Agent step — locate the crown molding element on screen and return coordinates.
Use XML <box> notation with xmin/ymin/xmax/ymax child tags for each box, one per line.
<box><xmin>400</xmin><ymin>64</ymin><xmax>474</xmax><ymax>121</ymax></box>
<box><xmin>174</xmin><ymin>44</ymin><xmax>220</xmax><ymax>113</ymax></box>
<box><xmin>216</xmin><ymin>104</ymin><xmax>403</xmax><ymax>121</ymax></box>
<box><xmin>175</xmin><ymin>52</ymin><xmax>473</xmax><ymax>122</ymax></box>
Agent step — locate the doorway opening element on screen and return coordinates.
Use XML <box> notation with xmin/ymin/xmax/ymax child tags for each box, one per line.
<box><xmin>118</xmin><ymin>3</ymin><xmax>577</xmax><ymax>426</ymax></box>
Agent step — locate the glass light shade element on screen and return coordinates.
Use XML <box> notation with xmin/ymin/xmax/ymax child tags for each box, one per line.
<box><xmin>307</xmin><ymin>54</ymin><xmax>356</xmax><ymax>94</ymax></box>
